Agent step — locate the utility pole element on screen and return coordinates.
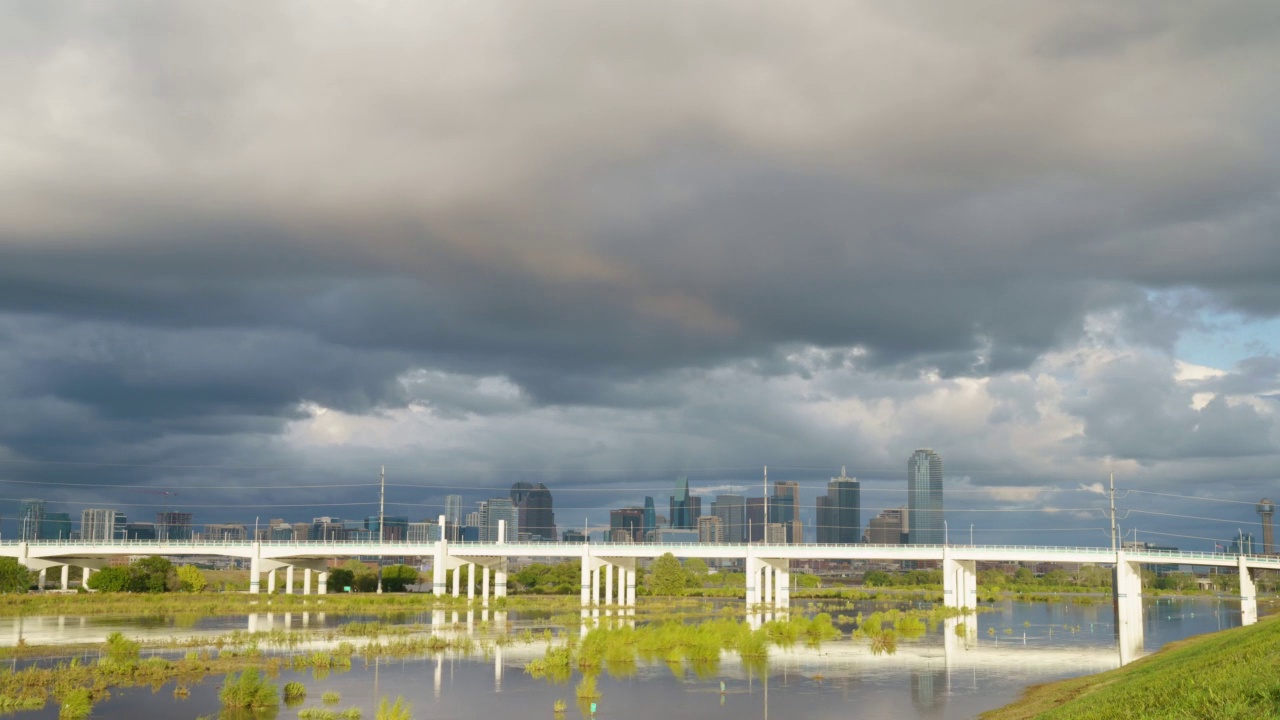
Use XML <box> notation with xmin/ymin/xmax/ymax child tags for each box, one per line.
<box><xmin>763</xmin><ymin>466</ymin><xmax>769</xmax><ymax>543</ymax></box>
<box><xmin>1109</xmin><ymin>471</ymin><xmax>1117</xmax><ymax>553</ymax></box>
<box><xmin>377</xmin><ymin>465</ymin><xmax>385</xmax><ymax>595</ymax></box>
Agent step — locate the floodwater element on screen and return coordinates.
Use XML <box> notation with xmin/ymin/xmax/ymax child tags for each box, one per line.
<box><xmin>0</xmin><ymin>596</ymin><xmax>1252</xmax><ymax>720</ymax></box>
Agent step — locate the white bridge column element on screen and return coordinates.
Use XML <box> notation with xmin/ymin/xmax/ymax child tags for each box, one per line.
<box><xmin>432</xmin><ymin>514</ymin><xmax>448</xmax><ymax>596</ymax></box>
<box><xmin>495</xmin><ymin>559</ymin><xmax>508</xmax><ymax>599</ymax></box>
<box><xmin>1114</xmin><ymin>553</ymin><xmax>1145</xmax><ymax>665</ymax></box>
<box><xmin>745</xmin><ymin>554</ymin><xmax>760</xmax><ymax>607</ymax></box>
<box><xmin>452</xmin><ymin>563</ymin><xmax>462</xmax><ymax>598</ymax></box>
<box><xmin>267</xmin><ymin>569</ymin><xmax>276</xmax><ymax>595</ymax></box>
<box><xmin>942</xmin><ymin>549</ymin><xmax>977</xmax><ymax>612</ymax></box>
<box><xmin>285</xmin><ymin>566</ymin><xmax>295</xmax><ymax>595</ymax></box>
<box><xmin>604</xmin><ymin>563</ymin><xmax>614</xmax><ymax>606</ymax></box>
<box><xmin>1239</xmin><ymin>555</ymin><xmax>1258</xmax><ymax>626</ymax></box>
<box><xmin>482</xmin><ymin>566</ymin><xmax>491</xmax><ymax>607</ymax></box>
<box><xmin>60</xmin><ymin>565</ymin><xmax>70</xmax><ymax>591</ymax></box>
<box><xmin>468</xmin><ymin>563</ymin><xmax>476</xmax><ymax>603</ymax></box>
<box><xmin>38</xmin><ymin>568</ymin><xmax>46</xmax><ymax>591</ymax></box>
<box><xmin>774</xmin><ymin>561</ymin><xmax>790</xmax><ymax>609</ymax></box>
<box><xmin>626</xmin><ymin>566</ymin><xmax>637</xmax><ymax>606</ymax></box>
<box><xmin>303</xmin><ymin>568</ymin><xmax>312</xmax><ymax>595</ymax></box>
<box><xmin>82</xmin><ymin>567</ymin><xmax>92</xmax><ymax>587</ymax></box>
<box><xmin>318</xmin><ymin>571</ymin><xmax>328</xmax><ymax>595</ymax></box>
<box><xmin>249</xmin><ymin>544</ymin><xmax>262</xmax><ymax>594</ymax></box>
<box><xmin>580</xmin><ymin>548</ymin><xmax>591</xmax><ymax>607</ymax></box>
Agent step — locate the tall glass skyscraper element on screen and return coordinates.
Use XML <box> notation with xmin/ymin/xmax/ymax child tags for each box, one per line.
<box><xmin>512</xmin><ymin>482</ymin><xmax>556</xmax><ymax>541</ymax></box>
<box><xmin>642</xmin><ymin>497</ymin><xmax>656</xmax><ymax>540</ymax></box>
<box><xmin>907</xmin><ymin>449</ymin><xmax>944</xmax><ymax>544</ymax></box>
<box><xmin>670</xmin><ymin>476</ymin><xmax>694</xmax><ymax>529</ymax></box>
<box><xmin>817</xmin><ymin>467</ymin><xmax>860</xmax><ymax>544</ymax></box>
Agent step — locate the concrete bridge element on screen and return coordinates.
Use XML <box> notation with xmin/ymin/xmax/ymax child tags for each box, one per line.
<box><xmin>5</xmin><ymin>516</ymin><xmax>1277</xmax><ymax>650</ymax></box>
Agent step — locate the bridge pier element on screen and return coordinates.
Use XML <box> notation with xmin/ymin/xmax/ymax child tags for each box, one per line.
<box><xmin>1239</xmin><ymin>555</ymin><xmax>1258</xmax><ymax>626</ymax></box>
<box><xmin>267</xmin><ymin>569</ymin><xmax>276</xmax><ymax>595</ymax></box>
<box><xmin>942</xmin><ymin>550</ymin><xmax>977</xmax><ymax>612</ymax></box>
<box><xmin>60</xmin><ymin>564</ymin><xmax>69</xmax><ymax>591</ymax></box>
<box><xmin>482</xmin><ymin>566</ymin><xmax>491</xmax><ymax>607</ymax></box>
<box><xmin>468</xmin><ymin>563</ymin><xmax>476</xmax><ymax>602</ymax></box>
<box><xmin>1113</xmin><ymin>553</ymin><xmax>1144</xmax><ymax>664</ymax></box>
<box><xmin>285</xmin><ymin>565</ymin><xmax>294</xmax><ymax>595</ymax></box>
<box><xmin>495</xmin><ymin>559</ymin><xmax>508</xmax><ymax>599</ymax></box>
<box><xmin>452</xmin><ymin>563</ymin><xmax>461</xmax><ymax>598</ymax></box>
<box><xmin>303</xmin><ymin>568</ymin><xmax>312</xmax><ymax>595</ymax></box>
<box><xmin>82</xmin><ymin>567</ymin><xmax>92</xmax><ymax>587</ymax></box>
<box><xmin>37</xmin><ymin>568</ymin><xmax>46</xmax><ymax>591</ymax></box>
<box><xmin>432</xmin><ymin>514</ymin><xmax>448</xmax><ymax>596</ymax></box>
<box><xmin>604</xmin><ymin>563</ymin><xmax>613</xmax><ymax>606</ymax></box>
<box><xmin>744</xmin><ymin>554</ymin><xmax>760</xmax><ymax>606</ymax></box>
<box><xmin>249</xmin><ymin>545</ymin><xmax>261</xmax><ymax>594</ymax></box>
<box><xmin>318</xmin><ymin>571</ymin><xmax>328</xmax><ymax>595</ymax></box>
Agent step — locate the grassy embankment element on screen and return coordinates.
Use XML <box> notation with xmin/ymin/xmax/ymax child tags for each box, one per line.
<box><xmin>983</xmin><ymin>614</ymin><xmax>1280</xmax><ymax>720</ymax></box>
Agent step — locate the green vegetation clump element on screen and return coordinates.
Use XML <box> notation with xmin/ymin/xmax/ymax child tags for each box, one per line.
<box><xmin>177</xmin><ymin>565</ymin><xmax>208</xmax><ymax>593</ymax></box>
<box><xmin>322</xmin><ymin>690</ymin><xmax>342</xmax><ymax>704</ymax></box>
<box><xmin>282</xmin><ymin>680</ymin><xmax>307</xmax><ymax>702</ymax></box>
<box><xmin>298</xmin><ymin>709</ymin><xmax>338</xmax><ymax>720</ymax></box>
<box><xmin>86</xmin><ymin>557</ymin><xmax>178</xmax><ymax>593</ymax></box>
<box><xmin>0</xmin><ymin>558</ymin><xmax>34</xmax><ymax>594</ymax></box>
<box><xmin>56</xmin><ymin>688</ymin><xmax>92</xmax><ymax>719</ymax></box>
<box><xmin>375</xmin><ymin>695</ymin><xmax>412</xmax><ymax>720</ymax></box>
<box><xmin>983</xmin><ymin>614</ymin><xmax>1280</xmax><ymax>720</ymax></box>
<box><xmin>219</xmin><ymin>668</ymin><xmax>279</xmax><ymax>709</ymax></box>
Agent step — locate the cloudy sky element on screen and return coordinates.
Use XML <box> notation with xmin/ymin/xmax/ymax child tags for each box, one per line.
<box><xmin>2</xmin><ymin>1</ymin><xmax>1279</xmax><ymax>549</ymax></box>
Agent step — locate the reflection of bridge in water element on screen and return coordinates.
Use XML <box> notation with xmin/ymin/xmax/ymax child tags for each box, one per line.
<box><xmin>7</xmin><ymin>524</ymin><xmax>1279</xmax><ymax>666</ymax></box>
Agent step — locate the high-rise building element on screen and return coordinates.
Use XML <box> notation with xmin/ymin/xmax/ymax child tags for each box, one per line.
<box><xmin>311</xmin><ymin>517</ymin><xmax>346</xmax><ymax>541</ymax></box>
<box><xmin>444</xmin><ymin>495</ymin><xmax>463</xmax><ymax>540</ymax></box>
<box><xmin>1258</xmin><ymin>499</ymin><xmax>1275</xmax><ymax>555</ymax></box>
<box><xmin>155</xmin><ymin>512</ymin><xmax>194</xmax><ymax>541</ymax></box>
<box><xmin>642</xmin><ymin>497</ymin><xmax>657</xmax><ymax>539</ymax></box>
<box><xmin>203</xmin><ymin>523</ymin><xmax>247</xmax><ymax>542</ymax></box>
<box><xmin>1230</xmin><ymin>533</ymin><xmax>1256</xmax><ymax>555</ymax></box>
<box><xmin>19</xmin><ymin>499</ymin><xmax>46</xmax><ymax>541</ymax></box>
<box><xmin>698</xmin><ymin>515</ymin><xmax>724</xmax><ymax>544</ymax></box>
<box><xmin>711</xmin><ymin>494</ymin><xmax>745</xmax><ymax>542</ymax></box>
<box><xmin>562</xmin><ymin>529</ymin><xmax>586</xmax><ymax>543</ymax></box>
<box><xmin>482</xmin><ymin>498</ymin><xmax>518</xmax><ymax>542</ymax></box>
<box><xmin>40</xmin><ymin>512</ymin><xmax>72</xmax><ymax>541</ymax></box>
<box><xmin>865</xmin><ymin>507</ymin><xmax>909</xmax><ymax>544</ymax></box>
<box><xmin>609</xmin><ymin>508</ymin><xmax>645</xmax><ymax>543</ymax></box>
<box><xmin>513</xmin><ymin>482</ymin><xmax>557</xmax><ymax>541</ymax></box>
<box><xmin>670</xmin><ymin>477</ymin><xmax>695</xmax><ymax>529</ymax></box>
<box><xmin>816</xmin><ymin>468</ymin><xmax>861</xmax><ymax>544</ymax></box>
<box><xmin>125</xmin><ymin>522</ymin><xmax>157</xmax><ymax>540</ymax></box>
<box><xmin>907</xmin><ymin>449</ymin><xmax>944</xmax><ymax>545</ymax></box>
<box><xmin>81</xmin><ymin>508</ymin><xmax>119</xmax><ymax>542</ymax></box>
<box><xmin>774</xmin><ymin>481</ymin><xmax>803</xmax><ymax>544</ymax></box>
<box><xmin>745</xmin><ymin>497</ymin><xmax>765</xmax><ymax>542</ymax></box>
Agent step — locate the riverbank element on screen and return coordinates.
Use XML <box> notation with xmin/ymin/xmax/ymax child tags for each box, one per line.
<box><xmin>982</xmin><ymin>613</ymin><xmax>1280</xmax><ymax>719</ymax></box>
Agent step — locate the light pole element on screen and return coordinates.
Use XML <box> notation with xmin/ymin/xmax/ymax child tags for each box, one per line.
<box><xmin>1238</xmin><ymin>528</ymin><xmax>1244</xmax><ymax>556</ymax></box>
<box><xmin>970</xmin><ymin>524</ymin><xmax>974</xmax><ymax>546</ymax></box>
<box><xmin>377</xmin><ymin>465</ymin><xmax>385</xmax><ymax>595</ymax></box>
<box><xmin>943</xmin><ymin>520</ymin><xmax>948</xmax><ymax>547</ymax></box>
<box><xmin>254</xmin><ymin>517</ymin><xmax>259</xmax><ymax>542</ymax></box>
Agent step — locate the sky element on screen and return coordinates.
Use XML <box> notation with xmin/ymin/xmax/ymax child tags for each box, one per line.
<box><xmin>2</xmin><ymin>1</ymin><xmax>1279</xmax><ymax>550</ymax></box>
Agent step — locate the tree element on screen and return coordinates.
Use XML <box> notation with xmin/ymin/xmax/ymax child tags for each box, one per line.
<box><xmin>381</xmin><ymin>564</ymin><xmax>420</xmax><ymax>592</ymax></box>
<box><xmin>0</xmin><ymin>558</ymin><xmax>32</xmax><ymax>594</ymax></box>
<box><xmin>328</xmin><ymin>568</ymin><xmax>355</xmax><ymax>592</ymax></box>
<box><xmin>87</xmin><ymin>567</ymin><xmax>130</xmax><ymax>592</ymax></box>
<box><xmin>684</xmin><ymin>558</ymin><xmax>709</xmax><ymax>588</ymax></box>
<box><xmin>177</xmin><ymin>565</ymin><xmax>207</xmax><ymax>593</ymax></box>
<box><xmin>647</xmin><ymin>553</ymin><xmax>686</xmax><ymax>596</ymax></box>
<box><xmin>133</xmin><ymin>556</ymin><xmax>177</xmax><ymax>593</ymax></box>
<box><xmin>863</xmin><ymin>570</ymin><xmax>893</xmax><ymax>587</ymax></box>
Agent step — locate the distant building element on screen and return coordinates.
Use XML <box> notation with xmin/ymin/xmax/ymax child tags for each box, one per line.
<box><xmin>775</xmin><ymin>481</ymin><xmax>803</xmax><ymax>544</ymax></box>
<box><xmin>40</xmin><ymin>512</ymin><xmax>73</xmax><ymax>541</ymax></box>
<box><xmin>482</xmin><ymin>499</ymin><xmax>518</xmax><ymax>542</ymax></box>
<box><xmin>654</xmin><ymin>528</ymin><xmax>698</xmax><ymax>543</ymax></box>
<box><xmin>764</xmin><ymin>523</ymin><xmax>788</xmax><ymax>544</ymax></box>
<box><xmin>562</xmin><ymin>529</ymin><xmax>586</xmax><ymax>543</ymax></box>
<box><xmin>81</xmin><ymin>508</ymin><xmax>120</xmax><ymax>542</ymax></box>
<box><xmin>364</xmin><ymin>515</ymin><xmax>409</xmax><ymax>541</ymax></box>
<box><xmin>512</xmin><ymin>482</ymin><xmax>557</xmax><ymax>541</ymax></box>
<box><xmin>907</xmin><ymin>449</ymin><xmax>944</xmax><ymax>545</ymax></box>
<box><xmin>155</xmin><ymin>512</ymin><xmax>194</xmax><ymax>541</ymax></box>
<box><xmin>444</xmin><ymin>495</ymin><xmax>463</xmax><ymax>541</ymax></box>
<box><xmin>711</xmin><ymin>494</ymin><xmax>745</xmax><ymax>543</ymax></box>
<box><xmin>125</xmin><ymin>522</ymin><xmax>157</xmax><ymax>540</ymax></box>
<box><xmin>311</xmin><ymin>517</ymin><xmax>346</xmax><ymax>541</ymax></box>
<box><xmin>19</xmin><ymin>499</ymin><xmax>46</xmax><ymax>541</ymax></box>
<box><xmin>670</xmin><ymin>477</ymin><xmax>696</xmax><ymax>529</ymax></box>
<box><xmin>610</xmin><ymin>508</ymin><xmax>645</xmax><ymax>543</ymax></box>
<box><xmin>865</xmin><ymin>507</ymin><xmax>909</xmax><ymax>545</ymax></box>
<box><xmin>1230</xmin><ymin>533</ymin><xmax>1256</xmax><ymax>556</ymax></box>
<box><xmin>1259</xmin><ymin>499</ymin><xmax>1275</xmax><ymax>555</ymax></box>
<box><xmin>643</xmin><ymin>497</ymin><xmax>657</xmax><ymax>538</ymax></box>
<box><xmin>745</xmin><ymin>497</ymin><xmax>766</xmax><ymax>542</ymax></box>
<box><xmin>816</xmin><ymin>467</ymin><xmax>861</xmax><ymax>544</ymax></box>
<box><xmin>203</xmin><ymin>523</ymin><xmax>248</xmax><ymax>542</ymax></box>
<box><xmin>698</xmin><ymin>515</ymin><xmax>724</xmax><ymax>543</ymax></box>
<box><xmin>270</xmin><ymin>523</ymin><xmax>295</xmax><ymax>541</ymax></box>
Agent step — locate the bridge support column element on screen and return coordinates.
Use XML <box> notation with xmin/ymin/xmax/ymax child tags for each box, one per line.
<box><xmin>495</xmin><ymin>559</ymin><xmax>508</xmax><ymax>599</ymax></box>
<box><xmin>1113</xmin><ymin>553</ymin><xmax>1144</xmax><ymax>664</ymax></box>
<box><xmin>82</xmin><ymin>567</ymin><xmax>92</xmax><ymax>587</ymax></box>
<box><xmin>745</xmin><ymin>554</ymin><xmax>760</xmax><ymax>607</ymax></box>
<box><xmin>432</xmin><ymin>514</ymin><xmax>448</xmax><ymax>597</ymax></box>
<box><xmin>285</xmin><ymin>566</ymin><xmax>295</xmax><ymax>595</ymax></box>
<box><xmin>589</xmin><ymin>564</ymin><xmax>599</xmax><ymax>606</ymax></box>
<box><xmin>482</xmin><ymin>566</ymin><xmax>491</xmax><ymax>607</ymax></box>
<box><xmin>452</xmin><ymin>564</ymin><xmax>461</xmax><ymax>598</ymax></box>
<box><xmin>38</xmin><ymin>568</ymin><xmax>46</xmax><ymax>591</ymax></box>
<box><xmin>604</xmin><ymin>563</ymin><xmax>613</xmax><ymax>606</ymax></box>
<box><xmin>775</xmin><ymin>561</ymin><xmax>790</xmax><ymax>609</ymax></box>
<box><xmin>267</xmin><ymin>569</ymin><xmax>276</xmax><ymax>595</ymax></box>
<box><xmin>60</xmin><ymin>565</ymin><xmax>70</xmax><ymax>591</ymax></box>
<box><xmin>303</xmin><ymin>568</ymin><xmax>312</xmax><ymax>595</ymax></box>
<box><xmin>318</xmin><ymin>571</ymin><xmax>328</xmax><ymax>595</ymax></box>
<box><xmin>626</xmin><ymin>566</ymin><xmax>637</xmax><ymax>606</ymax></box>
<box><xmin>942</xmin><ymin>551</ymin><xmax>977</xmax><ymax>612</ymax></box>
<box><xmin>1239</xmin><ymin>556</ymin><xmax>1258</xmax><ymax>626</ymax></box>
<box><xmin>249</xmin><ymin>544</ymin><xmax>261</xmax><ymax>594</ymax></box>
<box><xmin>468</xmin><ymin>563</ymin><xmax>476</xmax><ymax>603</ymax></box>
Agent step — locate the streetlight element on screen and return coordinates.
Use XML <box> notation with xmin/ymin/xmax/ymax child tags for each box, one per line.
<box><xmin>943</xmin><ymin>520</ymin><xmax>948</xmax><ymax>547</ymax></box>
<box><xmin>970</xmin><ymin>524</ymin><xmax>974</xmax><ymax>546</ymax></box>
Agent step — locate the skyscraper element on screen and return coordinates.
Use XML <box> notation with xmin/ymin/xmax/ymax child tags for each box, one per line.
<box><xmin>81</xmin><ymin>508</ymin><xmax>120</xmax><ymax>542</ymax></box>
<box><xmin>817</xmin><ymin>467</ymin><xmax>860</xmax><ymax>544</ymax></box>
<box><xmin>698</xmin><ymin>515</ymin><xmax>724</xmax><ymax>543</ymax></box>
<box><xmin>444</xmin><ymin>495</ymin><xmax>463</xmax><ymax>541</ymax></box>
<box><xmin>156</xmin><ymin>511</ymin><xmax>193</xmax><ymax>541</ymax></box>
<box><xmin>774</xmin><ymin>481</ymin><xmax>803</xmax><ymax>543</ymax></box>
<box><xmin>642</xmin><ymin>497</ymin><xmax>657</xmax><ymax>540</ymax></box>
<box><xmin>512</xmin><ymin>482</ymin><xmax>557</xmax><ymax>541</ymax></box>
<box><xmin>745</xmin><ymin>497</ymin><xmax>765</xmax><ymax>542</ymax></box>
<box><xmin>482</xmin><ymin>498</ymin><xmax>518</xmax><ymax>542</ymax></box>
<box><xmin>19</xmin><ymin>499</ymin><xmax>45</xmax><ymax>541</ymax></box>
<box><xmin>865</xmin><ymin>507</ymin><xmax>909</xmax><ymax>544</ymax></box>
<box><xmin>40</xmin><ymin>512</ymin><xmax>72</xmax><ymax>541</ymax></box>
<box><xmin>907</xmin><ymin>449</ymin><xmax>944</xmax><ymax>545</ymax></box>
<box><xmin>609</xmin><ymin>508</ymin><xmax>644</xmax><ymax>543</ymax></box>
<box><xmin>670</xmin><ymin>476</ymin><xmax>694</xmax><ymax>530</ymax></box>
<box><xmin>712</xmin><ymin>494</ymin><xmax>745</xmax><ymax>542</ymax></box>
<box><xmin>1259</xmin><ymin>499</ymin><xmax>1275</xmax><ymax>555</ymax></box>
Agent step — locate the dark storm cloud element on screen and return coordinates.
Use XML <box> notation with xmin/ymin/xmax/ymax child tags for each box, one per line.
<box><xmin>1</xmin><ymin>1</ymin><xmax>1280</xmax><ymax>541</ymax></box>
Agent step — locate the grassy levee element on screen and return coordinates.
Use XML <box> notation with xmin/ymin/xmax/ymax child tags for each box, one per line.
<box><xmin>983</xmin><ymin>614</ymin><xmax>1280</xmax><ymax>720</ymax></box>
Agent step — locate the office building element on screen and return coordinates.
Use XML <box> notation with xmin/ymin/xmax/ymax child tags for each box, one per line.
<box><xmin>907</xmin><ymin>449</ymin><xmax>944</xmax><ymax>544</ymax></box>
<box><xmin>155</xmin><ymin>512</ymin><xmax>194</xmax><ymax>541</ymax></box>
<box><xmin>643</xmin><ymin>497</ymin><xmax>657</xmax><ymax>538</ymax></box>
<box><xmin>203</xmin><ymin>523</ymin><xmax>247</xmax><ymax>542</ymax></box>
<box><xmin>562</xmin><ymin>529</ymin><xmax>586</xmax><ymax>543</ymax></box>
<box><xmin>444</xmin><ymin>495</ymin><xmax>463</xmax><ymax>540</ymax></box>
<box><xmin>654</xmin><ymin>528</ymin><xmax>698</xmax><ymax>543</ymax></box>
<box><xmin>311</xmin><ymin>517</ymin><xmax>346</xmax><ymax>541</ymax></box>
<box><xmin>775</xmin><ymin>481</ymin><xmax>802</xmax><ymax>543</ymax></box>
<box><xmin>816</xmin><ymin>467</ymin><xmax>860</xmax><ymax>544</ymax></box>
<box><xmin>40</xmin><ymin>512</ymin><xmax>73</xmax><ymax>541</ymax></box>
<box><xmin>1259</xmin><ymin>499</ymin><xmax>1275</xmax><ymax>554</ymax></box>
<box><xmin>764</xmin><ymin>523</ymin><xmax>788</xmax><ymax>544</ymax></box>
<box><xmin>712</xmin><ymin>494</ymin><xmax>745</xmax><ymax>542</ymax></box>
<box><xmin>610</xmin><ymin>508</ymin><xmax>645</xmax><ymax>543</ymax></box>
<box><xmin>865</xmin><ymin>507</ymin><xmax>909</xmax><ymax>545</ymax></box>
<box><xmin>270</xmin><ymin>523</ymin><xmax>295</xmax><ymax>541</ymax></box>
<box><xmin>19</xmin><ymin>499</ymin><xmax>46</xmax><ymax>541</ymax></box>
<box><xmin>670</xmin><ymin>477</ymin><xmax>696</xmax><ymax>529</ymax></box>
<box><xmin>745</xmin><ymin>497</ymin><xmax>766</xmax><ymax>542</ymax></box>
<box><xmin>81</xmin><ymin>508</ymin><xmax>120</xmax><ymax>542</ymax></box>
<box><xmin>406</xmin><ymin>522</ymin><xmax>433</xmax><ymax>543</ymax></box>
<box><xmin>698</xmin><ymin>515</ymin><xmax>724</xmax><ymax>544</ymax></box>
<box><xmin>125</xmin><ymin>522</ymin><xmax>157</xmax><ymax>540</ymax></box>
<box><xmin>482</xmin><ymin>498</ymin><xmax>518</xmax><ymax>542</ymax></box>
<box><xmin>512</xmin><ymin>482</ymin><xmax>557</xmax><ymax>541</ymax></box>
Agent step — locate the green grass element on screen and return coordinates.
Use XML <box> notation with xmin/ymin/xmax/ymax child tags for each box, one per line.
<box><xmin>218</xmin><ymin>668</ymin><xmax>279</xmax><ymax>709</ymax></box>
<box><xmin>983</xmin><ymin>614</ymin><xmax>1280</xmax><ymax>720</ymax></box>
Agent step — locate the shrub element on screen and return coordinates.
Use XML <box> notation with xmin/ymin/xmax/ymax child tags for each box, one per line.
<box><xmin>219</xmin><ymin>669</ymin><xmax>279</xmax><ymax>709</ymax></box>
<box><xmin>282</xmin><ymin>681</ymin><xmax>307</xmax><ymax>702</ymax></box>
<box><xmin>376</xmin><ymin>696</ymin><xmax>412</xmax><ymax>720</ymax></box>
